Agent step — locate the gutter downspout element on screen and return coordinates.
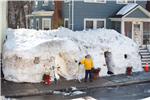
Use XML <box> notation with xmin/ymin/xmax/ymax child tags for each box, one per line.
<box><xmin>72</xmin><ymin>0</ymin><xmax>74</xmax><ymax>30</ymax></box>
<box><xmin>68</xmin><ymin>1</ymin><xmax>71</xmax><ymax>29</ymax></box>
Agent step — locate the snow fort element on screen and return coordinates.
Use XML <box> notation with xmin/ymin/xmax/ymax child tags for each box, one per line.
<box><xmin>2</xmin><ymin>27</ymin><xmax>142</xmax><ymax>83</ymax></box>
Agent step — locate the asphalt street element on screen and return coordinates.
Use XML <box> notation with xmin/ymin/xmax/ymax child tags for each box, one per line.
<box><xmin>11</xmin><ymin>82</ymin><xmax>150</xmax><ymax>100</ymax></box>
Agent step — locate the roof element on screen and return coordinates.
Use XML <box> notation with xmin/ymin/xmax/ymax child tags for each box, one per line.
<box><xmin>116</xmin><ymin>3</ymin><xmax>138</xmax><ymax>16</ymax></box>
<box><xmin>111</xmin><ymin>3</ymin><xmax>150</xmax><ymax>19</ymax></box>
<box><xmin>26</xmin><ymin>11</ymin><xmax>54</xmax><ymax>17</ymax></box>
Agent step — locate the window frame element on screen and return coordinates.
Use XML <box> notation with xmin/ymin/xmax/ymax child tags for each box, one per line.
<box><xmin>64</xmin><ymin>18</ymin><xmax>69</xmax><ymax>28</ymax></box>
<box><xmin>84</xmin><ymin>18</ymin><xmax>106</xmax><ymax>30</ymax></box>
<box><xmin>84</xmin><ymin>0</ymin><xmax>106</xmax><ymax>3</ymax></box>
<box><xmin>42</xmin><ymin>0</ymin><xmax>49</xmax><ymax>6</ymax></box>
<box><xmin>116</xmin><ymin>0</ymin><xmax>136</xmax><ymax>4</ymax></box>
<box><xmin>42</xmin><ymin>18</ymin><xmax>51</xmax><ymax>30</ymax></box>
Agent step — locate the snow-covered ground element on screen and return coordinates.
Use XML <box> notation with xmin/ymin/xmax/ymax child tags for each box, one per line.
<box><xmin>2</xmin><ymin>27</ymin><xmax>142</xmax><ymax>83</ymax></box>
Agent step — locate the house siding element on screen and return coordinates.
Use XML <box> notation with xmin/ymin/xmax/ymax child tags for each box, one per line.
<box><xmin>30</xmin><ymin>0</ymin><xmax>148</xmax><ymax>31</ymax></box>
<box><xmin>34</xmin><ymin>1</ymin><xmax>54</xmax><ymax>11</ymax></box>
<box><xmin>64</xmin><ymin>1</ymin><xmax>125</xmax><ymax>30</ymax></box>
<box><xmin>126</xmin><ymin>8</ymin><xmax>149</xmax><ymax>18</ymax></box>
<box><xmin>62</xmin><ymin>1</ymin><xmax>147</xmax><ymax>31</ymax></box>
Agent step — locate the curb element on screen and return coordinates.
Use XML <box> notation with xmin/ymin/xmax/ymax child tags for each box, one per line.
<box><xmin>79</xmin><ymin>79</ymin><xmax>150</xmax><ymax>91</ymax></box>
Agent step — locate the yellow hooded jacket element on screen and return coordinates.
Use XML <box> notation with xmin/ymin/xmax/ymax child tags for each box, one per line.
<box><xmin>81</xmin><ymin>58</ymin><xmax>94</xmax><ymax>70</ymax></box>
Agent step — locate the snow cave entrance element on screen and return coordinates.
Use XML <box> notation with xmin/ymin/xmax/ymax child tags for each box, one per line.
<box><xmin>104</xmin><ymin>51</ymin><xmax>114</xmax><ymax>74</ymax></box>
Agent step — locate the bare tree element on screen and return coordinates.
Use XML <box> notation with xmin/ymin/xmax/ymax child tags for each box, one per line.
<box><xmin>8</xmin><ymin>1</ymin><xmax>34</xmax><ymax>29</ymax></box>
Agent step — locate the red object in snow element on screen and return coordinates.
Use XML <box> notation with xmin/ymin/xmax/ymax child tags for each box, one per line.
<box><xmin>43</xmin><ymin>74</ymin><xmax>51</xmax><ymax>85</ymax></box>
<box><xmin>126</xmin><ymin>67</ymin><xmax>132</xmax><ymax>76</ymax></box>
<box><xmin>144</xmin><ymin>63</ymin><xmax>149</xmax><ymax>72</ymax></box>
<box><xmin>92</xmin><ymin>68</ymin><xmax>101</xmax><ymax>80</ymax></box>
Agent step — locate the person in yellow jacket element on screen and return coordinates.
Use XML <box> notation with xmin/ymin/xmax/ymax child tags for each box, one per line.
<box><xmin>79</xmin><ymin>54</ymin><xmax>94</xmax><ymax>82</ymax></box>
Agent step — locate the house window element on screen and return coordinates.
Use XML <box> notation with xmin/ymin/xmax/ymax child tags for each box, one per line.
<box><xmin>117</xmin><ymin>0</ymin><xmax>136</xmax><ymax>4</ymax></box>
<box><xmin>84</xmin><ymin>0</ymin><xmax>106</xmax><ymax>3</ymax></box>
<box><xmin>42</xmin><ymin>18</ymin><xmax>51</xmax><ymax>30</ymax></box>
<box><xmin>36</xmin><ymin>18</ymin><xmax>39</xmax><ymax>30</ymax></box>
<box><xmin>84</xmin><ymin>18</ymin><xmax>106</xmax><ymax>30</ymax></box>
<box><xmin>42</xmin><ymin>0</ymin><xmax>49</xmax><ymax>6</ymax></box>
<box><xmin>64</xmin><ymin>18</ymin><xmax>69</xmax><ymax>28</ymax></box>
<box><xmin>97</xmin><ymin>21</ymin><xmax>104</xmax><ymax>28</ymax></box>
<box><xmin>86</xmin><ymin>20</ymin><xmax>94</xmax><ymax>29</ymax></box>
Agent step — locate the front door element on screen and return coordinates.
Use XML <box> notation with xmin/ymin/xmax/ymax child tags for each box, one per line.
<box><xmin>132</xmin><ymin>22</ymin><xmax>143</xmax><ymax>46</ymax></box>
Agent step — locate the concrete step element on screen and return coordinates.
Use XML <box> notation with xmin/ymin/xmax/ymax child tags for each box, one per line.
<box><xmin>140</xmin><ymin>52</ymin><xmax>149</xmax><ymax>54</ymax></box>
<box><xmin>140</xmin><ymin>52</ymin><xmax>150</xmax><ymax>55</ymax></box>
<box><xmin>140</xmin><ymin>47</ymin><xmax>150</xmax><ymax>67</ymax></box>
<box><xmin>141</xmin><ymin>55</ymin><xmax>150</xmax><ymax>57</ymax></box>
<box><xmin>142</xmin><ymin>62</ymin><xmax>150</xmax><ymax>65</ymax></box>
<box><xmin>141</xmin><ymin>55</ymin><xmax>150</xmax><ymax>58</ymax></box>
<box><xmin>142</xmin><ymin>65</ymin><xmax>150</xmax><ymax>68</ymax></box>
<box><xmin>141</xmin><ymin>59</ymin><xmax>150</xmax><ymax>62</ymax></box>
<box><xmin>141</xmin><ymin>58</ymin><xmax>150</xmax><ymax>62</ymax></box>
<box><xmin>139</xmin><ymin>48</ymin><xmax>147</xmax><ymax>51</ymax></box>
<box><xmin>140</xmin><ymin>51</ymin><xmax>149</xmax><ymax>53</ymax></box>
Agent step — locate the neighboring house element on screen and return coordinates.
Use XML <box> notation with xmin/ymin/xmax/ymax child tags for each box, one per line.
<box><xmin>27</xmin><ymin>0</ymin><xmax>150</xmax><ymax>46</ymax></box>
<box><xmin>27</xmin><ymin>0</ymin><xmax>55</xmax><ymax>30</ymax></box>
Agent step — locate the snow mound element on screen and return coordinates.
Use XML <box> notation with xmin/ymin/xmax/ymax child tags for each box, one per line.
<box><xmin>2</xmin><ymin>27</ymin><xmax>142</xmax><ymax>83</ymax></box>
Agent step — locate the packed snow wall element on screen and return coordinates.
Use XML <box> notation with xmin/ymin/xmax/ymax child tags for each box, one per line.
<box><xmin>2</xmin><ymin>28</ymin><xmax>142</xmax><ymax>83</ymax></box>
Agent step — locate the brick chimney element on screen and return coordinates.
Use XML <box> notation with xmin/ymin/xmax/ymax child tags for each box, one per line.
<box><xmin>52</xmin><ymin>0</ymin><xmax>63</xmax><ymax>29</ymax></box>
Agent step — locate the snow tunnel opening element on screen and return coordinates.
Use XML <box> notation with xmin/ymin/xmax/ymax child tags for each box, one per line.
<box><xmin>104</xmin><ymin>51</ymin><xmax>114</xmax><ymax>75</ymax></box>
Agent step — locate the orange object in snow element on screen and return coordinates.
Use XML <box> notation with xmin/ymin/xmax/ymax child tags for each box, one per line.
<box><xmin>144</xmin><ymin>63</ymin><xmax>149</xmax><ymax>72</ymax></box>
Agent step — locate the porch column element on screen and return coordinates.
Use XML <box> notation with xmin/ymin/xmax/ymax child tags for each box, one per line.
<box><xmin>121</xmin><ymin>20</ymin><xmax>125</xmax><ymax>35</ymax></box>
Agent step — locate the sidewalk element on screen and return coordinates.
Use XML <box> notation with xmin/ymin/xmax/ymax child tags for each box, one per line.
<box><xmin>1</xmin><ymin>71</ymin><xmax>150</xmax><ymax>97</ymax></box>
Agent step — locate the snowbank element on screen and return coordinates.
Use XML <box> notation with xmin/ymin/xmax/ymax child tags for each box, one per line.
<box><xmin>2</xmin><ymin>27</ymin><xmax>142</xmax><ymax>83</ymax></box>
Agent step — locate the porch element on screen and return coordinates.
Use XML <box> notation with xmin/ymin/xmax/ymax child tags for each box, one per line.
<box><xmin>110</xmin><ymin>4</ymin><xmax>150</xmax><ymax>46</ymax></box>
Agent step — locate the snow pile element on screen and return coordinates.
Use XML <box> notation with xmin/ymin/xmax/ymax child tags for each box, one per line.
<box><xmin>117</xmin><ymin>3</ymin><xmax>138</xmax><ymax>15</ymax></box>
<box><xmin>3</xmin><ymin>27</ymin><xmax>142</xmax><ymax>83</ymax></box>
<box><xmin>141</xmin><ymin>97</ymin><xmax>150</xmax><ymax>100</ymax></box>
<box><xmin>1</xmin><ymin>96</ymin><xmax>17</xmax><ymax>100</ymax></box>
